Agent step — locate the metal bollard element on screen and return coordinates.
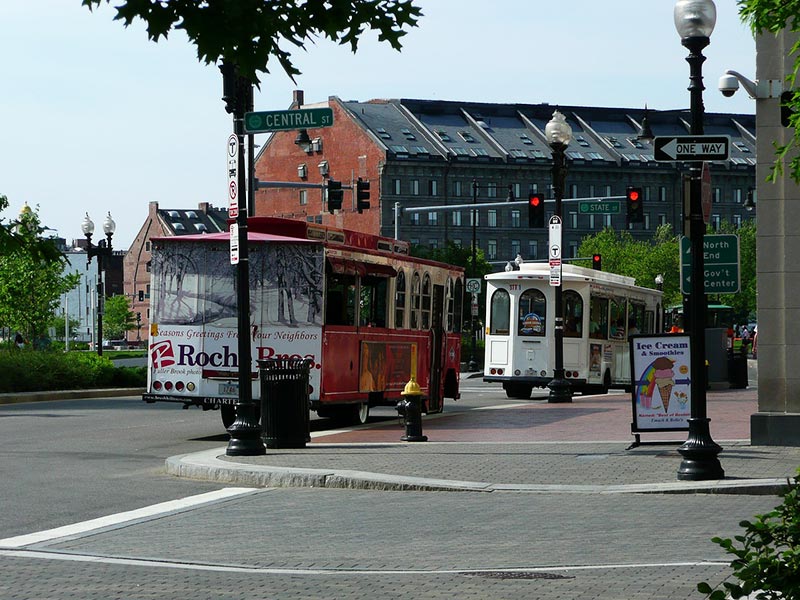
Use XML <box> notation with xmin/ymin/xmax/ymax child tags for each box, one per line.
<box><xmin>397</xmin><ymin>376</ymin><xmax>428</xmax><ymax>442</ymax></box>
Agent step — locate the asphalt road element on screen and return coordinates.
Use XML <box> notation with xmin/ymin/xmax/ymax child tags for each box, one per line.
<box><xmin>0</xmin><ymin>377</ymin><xmax>779</xmax><ymax>599</ymax></box>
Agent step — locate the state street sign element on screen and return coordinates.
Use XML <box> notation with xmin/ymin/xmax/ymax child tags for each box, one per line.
<box><xmin>578</xmin><ymin>200</ymin><xmax>621</xmax><ymax>215</ymax></box>
<box><xmin>654</xmin><ymin>135</ymin><xmax>730</xmax><ymax>162</ymax></box>
<box><xmin>680</xmin><ymin>234</ymin><xmax>740</xmax><ymax>294</ymax></box>
<box><xmin>244</xmin><ymin>108</ymin><xmax>334</xmax><ymax>133</ymax></box>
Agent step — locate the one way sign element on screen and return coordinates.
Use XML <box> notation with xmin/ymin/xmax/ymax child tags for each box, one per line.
<box><xmin>654</xmin><ymin>135</ymin><xmax>730</xmax><ymax>162</ymax></box>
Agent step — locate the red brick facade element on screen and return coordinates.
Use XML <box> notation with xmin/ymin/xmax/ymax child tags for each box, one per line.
<box><xmin>254</xmin><ymin>95</ymin><xmax>385</xmax><ymax>234</ymax></box>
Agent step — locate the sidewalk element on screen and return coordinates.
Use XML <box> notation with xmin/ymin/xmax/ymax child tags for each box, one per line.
<box><xmin>168</xmin><ymin>383</ymin><xmax>800</xmax><ymax>496</ymax></box>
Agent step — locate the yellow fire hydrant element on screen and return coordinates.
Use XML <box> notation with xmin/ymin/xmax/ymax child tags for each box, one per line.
<box><xmin>397</xmin><ymin>376</ymin><xmax>428</xmax><ymax>442</ymax></box>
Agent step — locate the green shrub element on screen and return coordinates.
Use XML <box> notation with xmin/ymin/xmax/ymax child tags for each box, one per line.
<box><xmin>0</xmin><ymin>349</ymin><xmax>141</xmax><ymax>392</ymax></box>
<box><xmin>698</xmin><ymin>470</ymin><xmax>800</xmax><ymax>599</ymax></box>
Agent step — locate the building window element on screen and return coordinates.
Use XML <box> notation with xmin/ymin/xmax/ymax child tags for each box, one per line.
<box><xmin>487</xmin><ymin>182</ymin><xmax>497</xmax><ymax>198</ymax></box>
<box><xmin>568</xmin><ymin>241</ymin><xmax>579</xmax><ymax>258</ymax></box>
<box><xmin>428</xmin><ymin>212</ymin><xmax>438</xmax><ymax>226</ymax></box>
<box><xmin>569</xmin><ymin>211</ymin><xmax>578</xmax><ymax>228</ymax></box>
<box><xmin>452</xmin><ymin>238</ymin><xmax>462</xmax><ymax>248</ymax></box>
<box><xmin>604</xmin><ymin>214</ymin><xmax>612</xmax><ymax>228</ymax></box>
<box><xmin>393</xmin><ymin>179</ymin><xmax>401</xmax><ymax>195</ymax></box>
<box><xmin>487</xmin><ymin>210</ymin><xmax>497</xmax><ymax>227</ymax></box>
<box><xmin>410</xmin><ymin>213</ymin><xmax>420</xmax><ymax>226</ymax></box>
<box><xmin>659</xmin><ymin>187</ymin><xmax>667</xmax><ymax>202</ymax></box>
<box><xmin>589</xmin><ymin>184</ymin><xmax>596</xmax><ymax>198</ymax></box>
<box><xmin>659</xmin><ymin>213</ymin><xmax>667</xmax><ymax>226</ymax></box>
<box><xmin>299</xmin><ymin>190</ymin><xmax>307</xmax><ymax>205</ymax></box>
<box><xmin>605</xmin><ymin>185</ymin><xmax>612</xmax><ymax>197</ymax></box>
<box><xmin>513</xmin><ymin>183</ymin><xmax>521</xmax><ymax>198</ymax></box>
<box><xmin>429</xmin><ymin>180</ymin><xmax>439</xmax><ymax>196</ymax></box>
<box><xmin>644</xmin><ymin>214</ymin><xmax>651</xmax><ymax>230</ymax></box>
<box><xmin>713</xmin><ymin>188</ymin><xmax>722</xmax><ymax>203</ymax></box>
<box><xmin>528</xmin><ymin>240</ymin><xmax>538</xmax><ymax>259</ymax></box>
<box><xmin>589</xmin><ymin>214</ymin><xmax>596</xmax><ymax>229</ymax></box>
<box><xmin>411</xmin><ymin>179</ymin><xmax>420</xmax><ymax>195</ymax></box>
<box><xmin>570</xmin><ymin>184</ymin><xmax>578</xmax><ymax>199</ymax></box>
<box><xmin>487</xmin><ymin>240</ymin><xmax>497</xmax><ymax>260</ymax></box>
<box><xmin>734</xmin><ymin>188</ymin><xmax>742</xmax><ymax>204</ymax></box>
<box><xmin>712</xmin><ymin>214</ymin><xmax>721</xmax><ymax>231</ymax></box>
<box><xmin>452</xmin><ymin>211</ymin><xmax>462</xmax><ymax>227</ymax></box>
<box><xmin>145</xmin><ymin>241</ymin><xmax>151</xmax><ymax>252</ymax></box>
<box><xmin>470</xmin><ymin>211</ymin><xmax>479</xmax><ymax>227</ymax></box>
<box><xmin>511</xmin><ymin>239</ymin><xmax>520</xmax><ymax>257</ymax></box>
<box><xmin>428</xmin><ymin>239</ymin><xmax>439</xmax><ymax>249</ymax></box>
<box><xmin>453</xmin><ymin>180</ymin><xmax>462</xmax><ymax>197</ymax></box>
<box><xmin>734</xmin><ymin>214</ymin><xmax>742</xmax><ymax>227</ymax></box>
<box><xmin>644</xmin><ymin>186</ymin><xmax>652</xmax><ymax>201</ymax></box>
<box><xmin>511</xmin><ymin>210</ymin><xmax>520</xmax><ymax>227</ymax></box>
<box><xmin>529</xmin><ymin>183</ymin><xmax>539</xmax><ymax>194</ymax></box>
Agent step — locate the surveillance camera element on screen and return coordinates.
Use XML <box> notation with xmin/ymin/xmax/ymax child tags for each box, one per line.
<box><xmin>719</xmin><ymin>74</ymin><xmax>740</xmax><ymax>97</ymax></box>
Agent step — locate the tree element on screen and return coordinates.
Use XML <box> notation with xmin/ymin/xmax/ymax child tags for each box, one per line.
<box><xmin>578</xmin><ymin>225</ymin><xmax>682</xmax><ymax>306</ymax></box>
<box><xmin>103</xmin><ymin>295</ymin><xmax>136</xmax><ymax>340</ymax></box>
<box><xmin>49</xmin><ymin>314</ymin><xmax>81</xmax><ymax>342</ymax></box>
<box><xmin>738</xmin><ymin>0</ymin><xmax>800</xmax><ymax>183</ymax></box>
<box><xmin>713</xmin><ymin>220</ymin><xmax>757</xmax><ymax>323</ymax></box>
<box><xmin>82</xmin><ymin>0</ymin><xmax>422</xmax><ymax>84</ymax></box>
<box><xmin>0</xmin><ymin>200</ymin><xmax>80</xmax><ymax>343</ymax></box>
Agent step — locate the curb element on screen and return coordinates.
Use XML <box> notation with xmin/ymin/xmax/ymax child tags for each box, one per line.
<box><xmin>166</xmin><ymin>448</ymin><xmax>791</xmax><ymax>496</ymax></box>
<box><xmin>0</xmin><ymin>388</ymin><xmax>145</xmax><ymax>405</ymax></box>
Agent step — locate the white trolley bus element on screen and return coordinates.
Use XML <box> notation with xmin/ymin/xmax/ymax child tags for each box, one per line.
<box><xmin>483</xmin><ymin>263</ymin><xmax>663</xmax><ymax>398</ymax></box>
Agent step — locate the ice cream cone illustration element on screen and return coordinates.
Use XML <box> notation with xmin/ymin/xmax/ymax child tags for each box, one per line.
<box><xmin>652</xmin><ymin>357</ymin><xmax>675</xmax><ymax>413</ymax></box>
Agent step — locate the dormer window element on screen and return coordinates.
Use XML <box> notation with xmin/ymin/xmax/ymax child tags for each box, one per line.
<box><xmin>311</xmin><ymin>137</ymin><xmax>323</xmax><ymax>152</ymax></box>
<box><xmin>185</xmin><ymin>211</ymin><xmax>199</xmax><ymax>220</ymax></box>
<box><xmin>194</xmin><ymin>223</ymin><xmax>208</xmax><ymax>232</ymax></box>
<box><xmin>297</xmin><ymin>163</ymin><xmax>308</xmax><ymax>178</ymax></box>
<box><xmin>458</xmin><ymin>130</ymin><xmax>476</xmax><ymax>143</ymax></box>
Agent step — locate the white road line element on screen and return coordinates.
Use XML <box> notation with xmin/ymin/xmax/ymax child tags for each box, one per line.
<box><xmin>0</xmin><ymin>549</ymin><xmax>728</xmax><ymax>575</ymax></box>
<box><xmin>0</xmin><ymin>487</ymin><xmax>259</xmax><ymax>549</ymax></box>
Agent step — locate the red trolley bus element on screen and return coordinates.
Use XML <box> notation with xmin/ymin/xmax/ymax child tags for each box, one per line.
<box><xmin>143</xmin><ymin>217</ymin><xmax>464</xmax><ymax>428</ymax></box>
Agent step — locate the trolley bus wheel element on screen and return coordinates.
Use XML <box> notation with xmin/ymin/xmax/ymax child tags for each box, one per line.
<box><xmin>505</xmin><ymin>383</ymin><xmax>532</xmax><ymax>400</ymax></box>
<box><xmin>318</xmin><ymin>403</ymin><xmax>370</xmax><ymax>425</ymax></box>
<box><xmin>351</xmin><ymin>402</ymin><xmax>370</xmax><ymax>425</ymax></box>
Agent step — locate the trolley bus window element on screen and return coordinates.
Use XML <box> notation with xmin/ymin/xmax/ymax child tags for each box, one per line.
<box><xmin>453</xmin><ymin>278</ymin><xmax>464</xmax><ymax>334</ymax></box>
<box><xmin>359</xmin><ymin>275</ymin><xmax>388</xmax><ymax>327</ymax></box>
<box><xmin>411</xmin><ymin>272</ymin><xmax>421</xmax><ymax>330</ymax></box>
<box><xmin>519</xmin><ymin>289</ymin><xmax>546</xmax><ymax>336</ymax></box>
<box><xmin>490</xmin><ymin>289</ymin><xmax>511</xmax><ymax>335</ymax></box>
<box><xmin>563</xmin><ymin>290</ymin><xmax>584</xmax><ymax>338</ymax></box>
<box><xmin>326</xmin><ymin>274</ymin><xmax>357</xmax><ymax>326</ymax></box>
<box><xmin>589</xmin><ymin>296</ymin><xmax>609</xmax><ymax>340</ymax></box>
<box><xmin>610</xmin><ymin>299</ymin><xmax>626</xmax><ymax>339</ymax></box>
<box><xmin>421</xmin><ymin>273</ymin><xmax>432</xmax><ymax>330</ymax></box>
<box><xmin>628</xmin><ymin>302</ymin><xmax>646</xmax><ymax>335</ymax></box>
<box><xmin>395</xmin><ymin>270</ymin><xmax>406</xmax><ymax>329</ymax></box>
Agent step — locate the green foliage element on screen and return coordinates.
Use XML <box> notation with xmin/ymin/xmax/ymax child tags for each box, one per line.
<box><xmin>0</xmin><ymin>199</ymin><xmax>80</xmax><ymax>341</ymax></box>
<box><xmin>738</xmin><ymin>0</ymin><xmax>800</xmax><ymax>183</ymax></box>
<box><xmin>103</xmin><ymin>295</ymin><xmax>136</xmax><ymax>340</ymax></box>
<box><xmin>49</xmin><ymin>314</ymin><xmax>81</xmax><ymax>342</ymax></box>
<box><xmin>82</xmin><ymin>0</ymin><xmax>422</xmax><ymax>84</ymax></box>
<box><xmin>0</xmin><ymin>348</ymin><xmax>146</xmax><ymax>392</ymax></box>
<box><xmin>713</xmin><ymin>220</ymin><xmax>757</xmax><ymax>323</ymax></box>
<box><xmin>412</xmin><ymin>240</ymin><xmax>492</xmax><ymax>279</ymax></box>
<box><xmin>698</xmin><ymin>469</ymin><xmax>800</xmax><ymax>599</ymax></box>
<box><xmin>577</xmin><ymin>224</ymin><xmax>682</xmax><ymax>305</ymax></box>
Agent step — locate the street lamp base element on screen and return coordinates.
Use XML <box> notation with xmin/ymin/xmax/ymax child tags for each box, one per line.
<box><xmin>677</xmin><ymin>417</ymin><xmax>724</xmax><ymax>480</ymax></box>
<box><xmin>547</xmin><ymin>377</ymin><xmax>573</xmax><ymax>403</ymax></box>
<box><xmin>226</xmin><ymin>403</ymin><xmax>266</xmax><ymax>456</ymax></box>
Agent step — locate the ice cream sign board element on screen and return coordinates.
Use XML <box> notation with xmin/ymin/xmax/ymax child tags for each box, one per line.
<box><xmin>629</xmin><ymin>334</ymin><xmax>692</xmax><ymax>434</ymax></box>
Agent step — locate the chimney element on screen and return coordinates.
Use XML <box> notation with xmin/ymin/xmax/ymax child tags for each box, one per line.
<box><xmin>198</xmin><ymin>202</ymin><xmax>210</xmax><ymax>213</ymax></box>
<box><xmin>293</xmin><ymin>89</ymin><xmax>304</xmax><ymax>108</ymax></box>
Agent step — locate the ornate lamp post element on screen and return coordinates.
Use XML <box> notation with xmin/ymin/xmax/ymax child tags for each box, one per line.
<box><xmin>82</xmin><ymin>212</ymin><xmax>115</xmax><ymax>357</ymax></box>
<box><xmin>468</xmin><ymin>179</ymin><xmax>479</xmax><ymax>372</ymax></box>
<box><xmin>545</xmin><ymin>110</ymin><xmax>573</xmax><ymax>403</ymax></box>
<box><xmin>674</xmin><ymin>0</ymin><xmax>724</xmax><ymax>480</ymax></box>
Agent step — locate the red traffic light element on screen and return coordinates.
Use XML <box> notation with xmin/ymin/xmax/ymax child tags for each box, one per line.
<box><xmin>592</xmin><ymin>254</ymin><xmax>602</xmax><ymax>270</ymax></box>
<box><xmin>628</xmin><ymin>189</ymin><xmax>640</xmax><ymax>201</ymax></box>
<box><xmin>530</xmin><ymin>195</ymin><xmax>541</xmax><ymax>207</ymax></box>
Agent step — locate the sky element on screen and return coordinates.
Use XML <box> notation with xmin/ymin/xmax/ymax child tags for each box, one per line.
<box><xmin>1</xmin><ymin>1</ymin><xmax>756</xmax><ymax>250</ymax></box>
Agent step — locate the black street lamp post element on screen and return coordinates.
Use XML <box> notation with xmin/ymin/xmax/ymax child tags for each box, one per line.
<box><xmin>82</xmin><ymin>212</ymin><xmax>115</xmax><ymax>357</ymax></box>
<box><xmin>220</xmin><ymin>61</ymin><xmax>265</xmax><ymax>457</ymax></box>
<box><xmin>468</xmin><ymin>179</ymin><xmax>479</xmax><ymax>373</ymax></box>
<box><xmin>674</xmin><ymin>0</ymin><xmax>724</xmax><ymax>480</ymax></box>
<box><xmin>545</xmin><ymin>111</ymin><xmax>573</xmax><ymax>404</ymax></box>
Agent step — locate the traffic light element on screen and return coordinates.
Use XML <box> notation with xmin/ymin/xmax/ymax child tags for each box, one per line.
<box><xmin>356</xmin><ymin>178</ymin><xmax>371</xmax><ymax>213</ymax></box>
<box><xmin>626</xmin><ymin>186</ymin><xmax>643</xmax><ymax>224</ymax></box>
<box><xmin>592</xmin><ymin>254</ymin><xmax>602</xmax><ymax>271</ymax></box>
<box><xmin>528</xmin><ymin>193</ymin><xmax>545</xmax><ymax>228</ymax></box>
<box><xmin>327</xmin><ymin>179</ymin><xmax>343</xmax><ymax>213</ymax></box>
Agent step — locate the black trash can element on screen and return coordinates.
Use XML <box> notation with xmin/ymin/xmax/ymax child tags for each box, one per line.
<box><xmin>258</xmin><ymin>358</ymin><xmax>311</xmax><ymax>449</ymax></box>
<box><xmin>727</xmin><ymin>348</ymin><xmax>749</xmax><ymax>389</ymax></box>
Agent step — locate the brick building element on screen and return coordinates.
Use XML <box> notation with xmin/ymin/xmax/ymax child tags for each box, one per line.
<box><xmin>254</xmin><ymin>92</ymin><xmax>755</xmax><ymax>264</ymax></box>
<box><xmin>123</xmin><ymin>201</ymin><xmax>228</xmax><ymax>344</ymax></box>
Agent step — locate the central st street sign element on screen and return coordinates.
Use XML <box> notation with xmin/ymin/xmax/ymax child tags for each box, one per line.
<box><xmin>244</xmin><ymin>107</ymin><xmax>334</xmax><ymax>133</ymax></box>
<box><xmin>578</xmin><ymin>200</ymin><xmax>621</xmax><ymax>215</ymax></box>
<box><xmin>680</xmin><ymin>234</ymin><xmax>740</xmax><ymax>294</ymax></box>
<box><xmin>654</xmin><ymin>135</ymin><xmax>730</xmax><ymax>162</ymax></box>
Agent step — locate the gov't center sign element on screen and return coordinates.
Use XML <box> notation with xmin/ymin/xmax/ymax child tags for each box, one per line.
<box><xmin>680</xmin><ymin>235</ymin><xmax>740</xmax><ymax>294</ymax></box>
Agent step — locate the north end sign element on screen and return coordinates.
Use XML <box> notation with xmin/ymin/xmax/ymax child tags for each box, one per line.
<box><xmin>654</xmin><ymin>135</ymin><xmax>730</xmax><ymax>162</ymax></box>
<box><xmin>680</xmin><ymin>234</ymin><xmax>740</xmax><ymax>294</ymax></box>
